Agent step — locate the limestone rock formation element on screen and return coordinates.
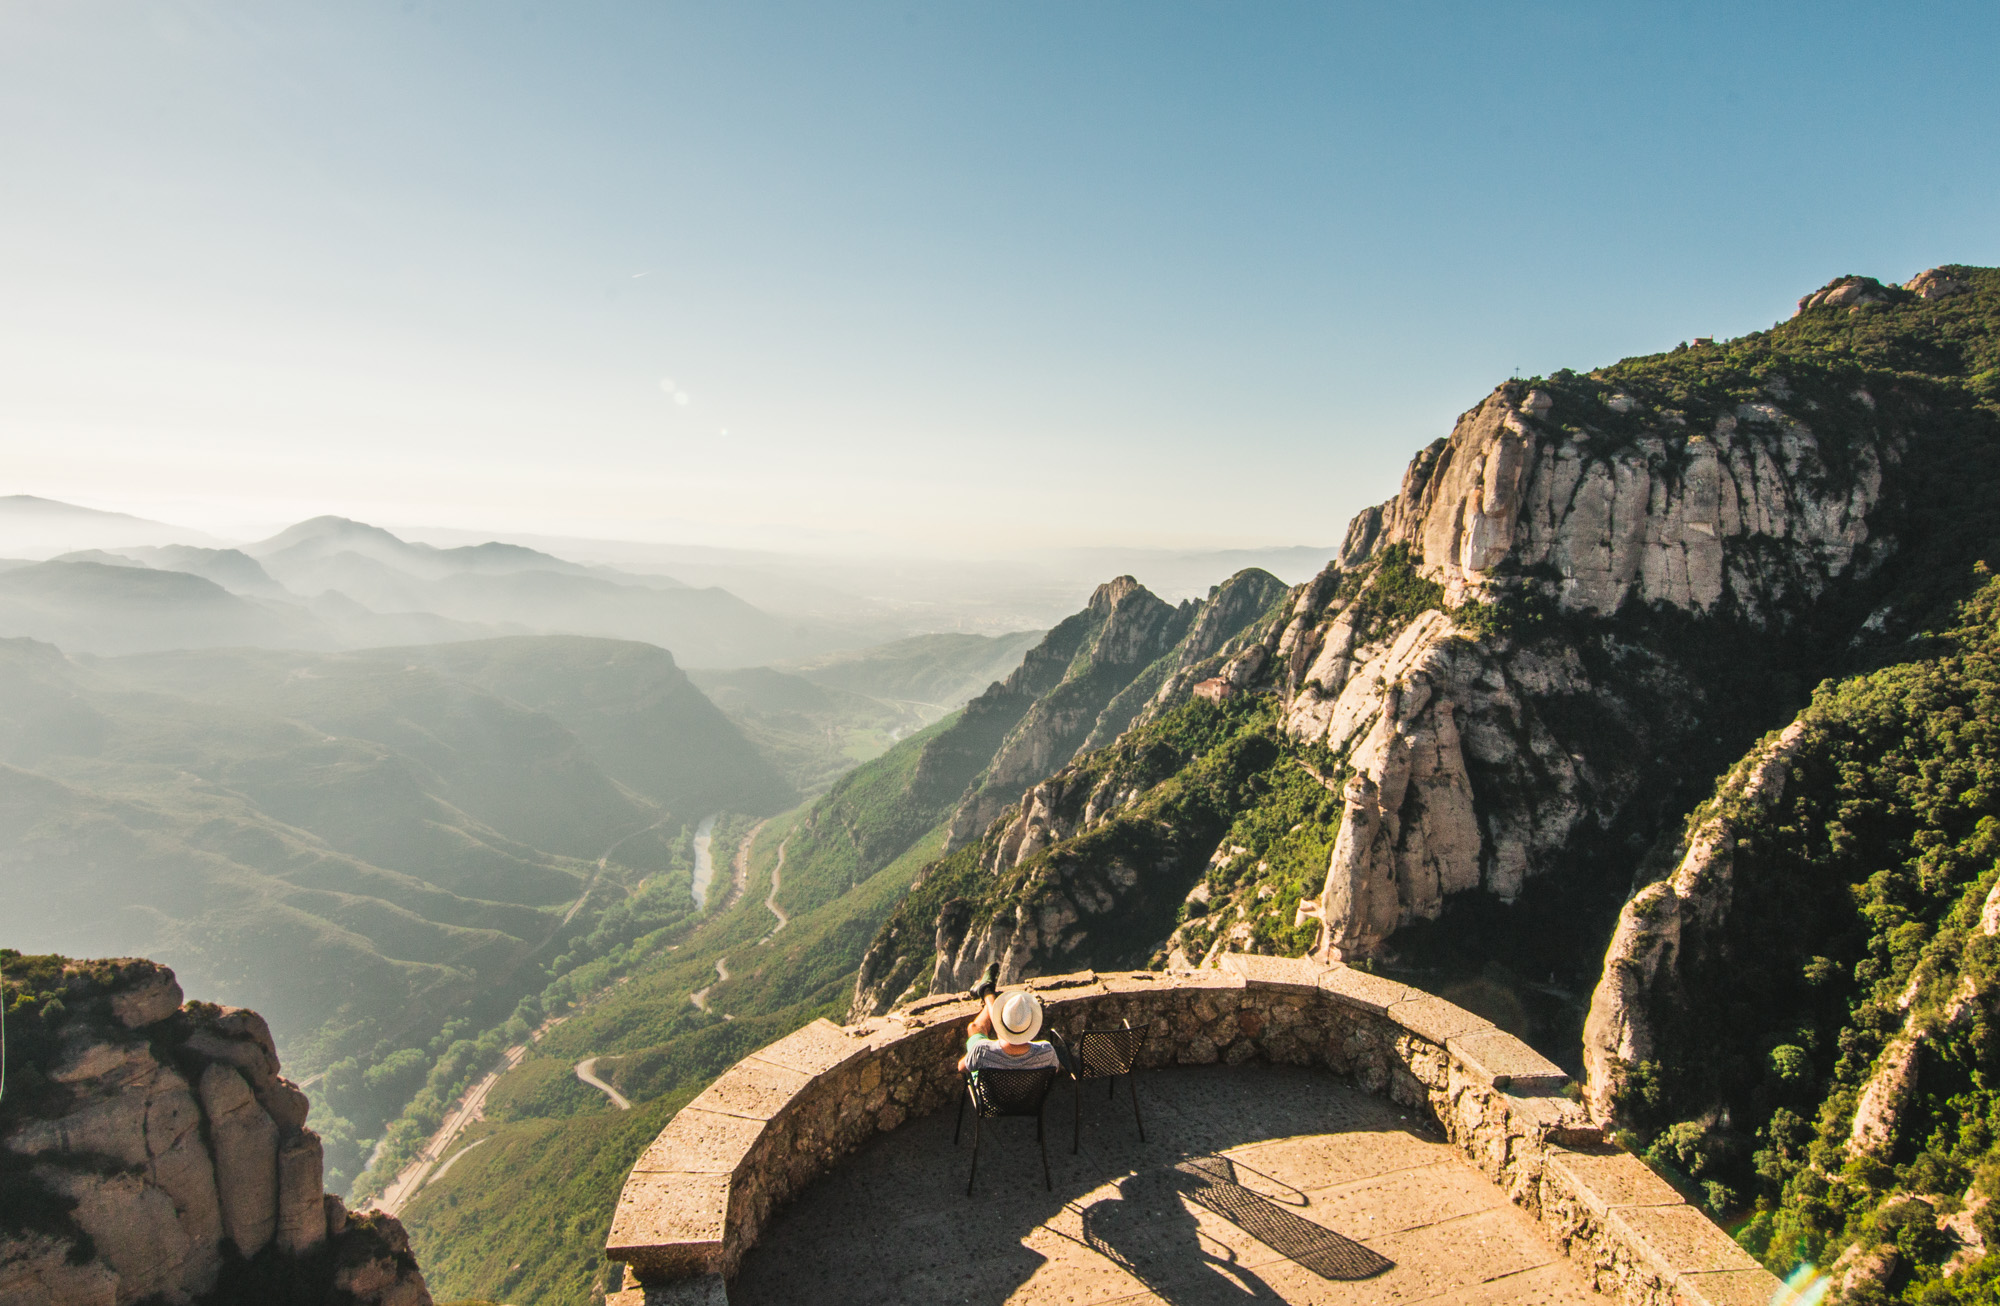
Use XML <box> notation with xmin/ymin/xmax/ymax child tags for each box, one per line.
<box><xmin>1578</xmin><ymin>722</ymin><xmax>1810</xmax><ymax>1121</ymax></box>
<box><xmin>0</xmin><ymin>954</ymin><xmax>432</xmax><ymax>1306</ymax></box>
<box><xmin>847</xmin><ymin>569</ymin><xmax>1286</xmax><ymax>1015</ymax></box>
<box><xmin>860</xmin><ymin>266</ymin><xmax>1998</xmax><ymax>1068</ymax></box>
<box><xmin>1796</xmin><ymin>274</ymin><xmax>1896</xmax><ymax>315</ymax></box>
<box><xmin>1906</xmin><ymin>265</ymin><xmax>1975</xmax><ymax>301</ymax></box>
<box><xmin>940</xmin><ymin>576</ymin><xmax>1186</xmax><ymax>849</ymax></box>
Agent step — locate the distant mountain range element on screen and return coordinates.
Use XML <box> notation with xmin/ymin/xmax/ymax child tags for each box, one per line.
<box><xmin>0</xmin><ymin>509</ymin><xmax>803</xmax><ymax>667</ymax></box>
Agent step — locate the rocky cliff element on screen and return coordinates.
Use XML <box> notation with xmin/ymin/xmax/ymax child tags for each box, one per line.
<box><xmin>855</xmin><ymin>264</ymin><xmax>2000</xmax><ymax>1048</ymax></box>
<box><xmin>847</xmin><ymin>568</ymin><xmax>1288</xmax><ymax>1014</ymax></box>
<box><xmin>1</xmin><ymin>953</ymin><xmax>431</xmax><ymax>1306</ymax></box>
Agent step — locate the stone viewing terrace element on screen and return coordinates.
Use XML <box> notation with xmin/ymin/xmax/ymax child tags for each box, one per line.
<box><xmin>605</xmin><ymin>957</ymin><xmax>1781</xmax><ymax>1306</ymax></box>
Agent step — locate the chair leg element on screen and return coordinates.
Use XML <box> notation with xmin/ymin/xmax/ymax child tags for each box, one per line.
<box><xmin>954</xmin><ymin>1086</ymin><xmax>966</xmax><ymax>1145</ymax></box>
<box><xmin>1072</xmin><ymin>1076</ymin><xmax>1082</xmax><ymax>1155</ymax></box>
<box><xmin>966</xmin><ymin>1113</ymin><xmax>982</xmax><ymax>1197</ymax></box>
<box><xmin>1108</xmin><ymin>1076</ymin><xmax>1117</xmax><ymax>1101</ymax></box>
<box><xmin>1038</xmin><ymin>1108</ymin><xmax>1052</xmax><ymax>1191</ymax></box>
<box><xmin>1128</xmin><ymin>1073</ymin><xmax>1145</xmax><ymax>1143</ymax></box>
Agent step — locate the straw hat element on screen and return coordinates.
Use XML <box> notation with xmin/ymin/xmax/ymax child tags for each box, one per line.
<box><xmin>992</xmin><ymin>990</ymin><xmax>1043</xmax><ymax>1044</ymax></box>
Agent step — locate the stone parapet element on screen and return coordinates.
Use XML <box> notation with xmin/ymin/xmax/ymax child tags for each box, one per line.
<box><xmin>605</xmin><ymin>957</ymin><xmax>1776</xmax><ymax>1305</ymax></box>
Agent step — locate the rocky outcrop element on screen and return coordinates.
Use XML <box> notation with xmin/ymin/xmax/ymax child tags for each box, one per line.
<box><xmin>847</xmin><ymin>571</ymin><xmax>1286</xmax><ymax>1017</ymax></box>
<box><xmin>1796</xmin><ymin>275</ymin><xmax>1897</xmax><ymax>315</ymax></box>
<box><xmin>866</xmin><ymin>267</ymin><xmax>1995</xmax><ymax>1030</ymax></box>
<box><xmin>1906</xmin><ymin>266</ymin><xmax>1974</xmax><ymax>301</ymax></box>
<box><xmin>0</xmin><ymin>954</ymin><xmax>431</xmax><ymax>1306</ymax></box>
<box><xmin>1578</xmin><ymin>722</ymin><xmax>1810</xmax><ymax>1122</ymax></box>
<box><xmin>942</xmin><ymin>576</ymin><xmax>1194</xmax><ymax>850</ymax></box>
<box><xmin>1329</xmin><ymin>382</ymin><xmax>1889</xmax><ymax>621</ymax></box>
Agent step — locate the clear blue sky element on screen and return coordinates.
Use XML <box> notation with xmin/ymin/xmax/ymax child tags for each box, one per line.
<box><xmin>2</xmin><ymin>1</ymin><xmax>1995</xmax><ymax>552</ymax></box>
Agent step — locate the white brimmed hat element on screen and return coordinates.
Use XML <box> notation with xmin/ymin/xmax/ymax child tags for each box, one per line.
<box><xmin>993</xmin><ymin>990</ymin><xmax>1043</xmax><ymax>1044</ymax></box>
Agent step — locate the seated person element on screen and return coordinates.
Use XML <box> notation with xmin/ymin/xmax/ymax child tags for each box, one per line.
<box><xmin>957</xmin><ymin>986</ymin><xmax>1059</xmax><ymax>1074</ymax></box>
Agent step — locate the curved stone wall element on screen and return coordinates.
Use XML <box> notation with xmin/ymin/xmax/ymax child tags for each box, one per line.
<box><xmin>606</xmin><ymin>956</ymin><xmax>1777</xmax><ymax>1306</ymax></box>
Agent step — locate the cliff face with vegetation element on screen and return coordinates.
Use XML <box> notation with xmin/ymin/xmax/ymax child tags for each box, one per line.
<box><xmin>853</xmin><ymin>263</ymin><xmax>2000</xmax><ymax>1054</ymax></box>
<box><xmin>1578</xmin><ymin>579</ymin><xmax>2000</xmax><ymax>1303</ymax></box>
<box><xmin>1</xmin><ymin>953</ymin><xmax>430</xmax><ymax>1306</ymax></box>
<box><xmin>848</xmin><ymin>568</ymin><xmax>1289</xmax><ymax>1014</ymax></box>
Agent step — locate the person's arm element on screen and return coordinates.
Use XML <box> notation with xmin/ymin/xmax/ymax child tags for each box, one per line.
<box><xmin>956</xmin><ymin>997</ymin><xmax>998</xmax><ymax>1072</ymax></box>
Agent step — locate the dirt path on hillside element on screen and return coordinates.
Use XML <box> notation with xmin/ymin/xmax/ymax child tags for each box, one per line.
<box><xmin>690</xmin><ymin>956</ymin><xmax>730</xmax><ymax>1013</ymax></box>
<box><xmin>759</xmin><ymin>835</ymin><xmax>791</xmax><ymax>942</ymax></box>
<box><xmin>574</xmin><ymin>1056</ymin><xmax>632</xmax><ymax>1110</ymax></box>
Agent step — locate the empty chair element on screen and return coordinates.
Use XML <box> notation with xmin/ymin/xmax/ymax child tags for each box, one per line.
<box><xmin>1066</xmin><ymin>1020</ymin><xmax>1146</xmax><ymax>1153</ymax></box>
<box><xmin>954</xmin><ymin>1065</ymin><xmax>1060</xmax><ymax>1196</ymax></box>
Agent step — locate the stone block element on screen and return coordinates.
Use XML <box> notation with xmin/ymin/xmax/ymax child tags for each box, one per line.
<box><xmin>685</xmin><ymin>1059</ymin><xmax>811</xmax><ymax>1123</ymax></box>
<box><xmin>1677</xmin><ymin>1267</ymin><xmax>1787</xmax><ymax>1306</ymax></box>
<box><xmin>1317</xmin><ymin>965</ymin><xmax>1417</xmax><ymax>1015</ymax></box>
<box><xmin>606</xmin><ymin>1172</ymin><xmax>728</xmax><ymax>1279</ymax></box>
<box><xmin>1218</xmin><ymin>953</ymin><xmax>1327</xmax><ymax>992</ymax></box>
<box><xmin>744</xmin><ymin>1019</ymin><xmax>869</xmax><ymax>1080</ymax></box>
<box><xmin>1446</xmin><ymin>1028</ymin><xmax>1568</xmax><ymax>1091</ymax></box>
<box><xmin>1607</xmin><ymin>1203</ymin><xmax>1763</xmax><ymax>1279</ymax></box>
<box><xmin>1494</xmin><ymin>1090</ymin><xmax>1576</xmax><ymax>1133</ymax></box>
<box><xmin>632</xmin><ymin>1109</ymin><xmax>765</xmax><ymax>1176</ymax></box>
<box><xmin>1546</xmin><ymin>1148</ymin><xmax>1685</xmax><ymax>1217</ymax></box>
<box><xmin>1387</xmin><ymin>994</ymin><xmax>1492</xmax><ymax>1046</ymax></box>
<box><xmin>1025</xmin><ymin>969</ymin><xmax>1099</xmax><ymax>991</ymax></box>
<box><xmin>623</xmin><ymin>1271</ymin><xmax>727</xmax><ymax>1305</ymax></box>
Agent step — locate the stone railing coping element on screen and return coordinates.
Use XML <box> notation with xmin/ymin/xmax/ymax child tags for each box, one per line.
<box><xmin>606</xmin><ymin>956</ymin><xmax>1779</xmax><ymax>1306</ymax></box>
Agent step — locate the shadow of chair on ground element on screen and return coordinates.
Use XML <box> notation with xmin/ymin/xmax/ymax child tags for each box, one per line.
<box><xmin>1068</xmin><ymin>1155</ymin><xmax>1392</xmax><ymax>1305</ymax></box>
<box><xmin>729</xmin><ymin>1064</ymin><xmax>1417</xmax><ymax>1306</ymax></box>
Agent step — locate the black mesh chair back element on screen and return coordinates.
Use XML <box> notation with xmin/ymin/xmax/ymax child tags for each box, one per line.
<box><xmin>1068</xmin><ymin>1020</ymin><xmax>1146</xmax><ymax>1153</ymax></box>
<box><xmin>1077</xmin><ymin>1024</ymin><xmax>1142</xmax><ymax>1080</ymax></box>
<box><xmin>953</xmin><ymin>1064</ymin><xmax>1059</xmax><ymax>1196</ymax></box>
<box><xmin>970</xmin><ymin>1066</ymin><xmax>1058</xmax><ymax>1117</ymax></box>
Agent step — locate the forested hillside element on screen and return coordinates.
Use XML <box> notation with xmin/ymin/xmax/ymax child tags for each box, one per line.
<box><xmin>0</xmin><ymin>634</ymin><xmax>794</xmax><ymax>1191</ymax></box>
<box><xmin>1581</xmin><ymin>575</ymin><xmax>2000</xmax><ymax>1301</ymax></box>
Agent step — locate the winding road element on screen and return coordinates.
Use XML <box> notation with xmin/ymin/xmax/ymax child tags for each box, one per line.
<box><xmin>369</xmin><ymin>1040</ymin><xmax>529</xmax><ymax>1217</ymax></box>
<box><xmin>759</xmin><ymin>835</ymin><xmax>791</xmax><ymax>942</ymax></box>
<box><xmin>574</xmin><ymin>1056</ymin><xmax>632</xmax><ymax>1110</ymax></box>
<box><xmin>691</xmin><ymin>956</ymin><xmax>730</xmax><ymax>1013</ymax></box>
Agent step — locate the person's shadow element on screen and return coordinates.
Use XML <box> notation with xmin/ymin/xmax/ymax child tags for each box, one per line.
<box><xmin>1072</xmin><ymin>1156</ymin><xmax>1392</xmax><ymax>1305</ymax></box>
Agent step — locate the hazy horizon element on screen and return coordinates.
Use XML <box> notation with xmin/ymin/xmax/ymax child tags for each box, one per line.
<box><xmin>4</xmin><ymin>2</ymin><xmax>1997</xmax><ymax>553</ymax></box>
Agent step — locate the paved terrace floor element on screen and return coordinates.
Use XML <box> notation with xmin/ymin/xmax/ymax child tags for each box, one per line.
<box><xmin>732</xmin><ymin>1064</ymin><xmax>1602</xmax><ymax>1306</ymax></box>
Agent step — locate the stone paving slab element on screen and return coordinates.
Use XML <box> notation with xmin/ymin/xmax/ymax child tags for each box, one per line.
<box><xmin>1317</xmin><ymin>967</ymin><xmax>1417</xmax><ymax>1016</ymax></box>
<box><xmin>1607</xmin><ymin>1203</ymin><xmax>1765</xmax><ymax>1278</ymax></box>
<box><xmin>632</xmin><ymin>1108</ymin><xmax>766</xmax><ymax>1176</ymax></box>
<box><xmin>1446</xmin><ymin>1028</ymin><xmax>1568</xmax><ymax>1090</ymax></box>
<box><xmin>1385</xmin><ymin>994</ymin><xmax>1492</xmax><ymax>1046</ymax></box>
<box><xmin>730</xmin><ymin>1064</ymin><xmax>1603</xmax><ymax>1305</ymax></box>
<box><xmin>744</xmin><ymin>1018</ymin><xmax>873</xmax><ymax>1079</ymax></box>
<box><xmin>684</xmin><ymin>1058</ymin><xmax>812</xmax><ymax>1123</ymax></box>
<box><xmin>1546</xmin><ymin>1148</ymin><xmax>1686</xmax><ymax>1216</ymax></box>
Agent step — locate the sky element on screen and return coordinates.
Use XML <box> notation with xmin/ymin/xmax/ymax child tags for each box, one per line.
<box><xmin>2</xmin><ymin>1</ymin><xmax>1996</xmax><ymax>555</ymax></box>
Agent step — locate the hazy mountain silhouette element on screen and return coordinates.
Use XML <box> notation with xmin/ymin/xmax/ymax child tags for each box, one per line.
<box><xmin>0</xmin><ymin>494</ymin><xmax>221</xmax><ymax>555</ymax></box>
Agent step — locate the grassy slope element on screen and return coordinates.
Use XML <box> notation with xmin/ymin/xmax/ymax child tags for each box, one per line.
<box><xmin>0</xmin><ymin>634</ymin><xmax>795</xmax><ymax>1192</ymax></box>
<box><xmin>399</xmin><ymin>721</ymin><xmax>963</xmax><ymax>1305</ymax></box>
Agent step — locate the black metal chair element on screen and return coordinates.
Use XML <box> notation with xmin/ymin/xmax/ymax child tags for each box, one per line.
<box><xmin>953</xmin><ymin>1064</ymin><xmax>1059</xmax><ymax>1196</ymax></box>
<box><xmin>1063</xmin><ymin>1020</ymin><xmax>1146</xmax><ymax>1154</ymax></box>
